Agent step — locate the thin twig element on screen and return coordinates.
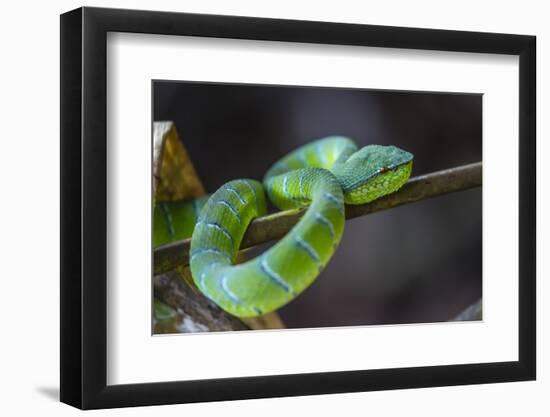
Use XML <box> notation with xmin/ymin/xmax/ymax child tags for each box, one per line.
<box><xmin>154</xmin><ymin>162</ymin><xmax>482</xmax><ymax>274</ymax></box>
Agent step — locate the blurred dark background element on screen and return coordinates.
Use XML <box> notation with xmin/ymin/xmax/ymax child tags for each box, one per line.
<box><xmin>153</xmin><ymin>81</ymin><xmax>482</xmax><ymax>328</ymax></box>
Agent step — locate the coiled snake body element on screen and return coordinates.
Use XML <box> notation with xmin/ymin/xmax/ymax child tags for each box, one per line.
<box><xmin>154</xmin><ymin>136</ymin><xmax>413</xmax><ymax>317</ymax></box>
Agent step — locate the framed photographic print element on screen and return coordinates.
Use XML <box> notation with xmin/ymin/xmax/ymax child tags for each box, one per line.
<box><xmin>60</xmin><ymin>6</ymin><xmax>536</xmax><ymax>409</ymax></box>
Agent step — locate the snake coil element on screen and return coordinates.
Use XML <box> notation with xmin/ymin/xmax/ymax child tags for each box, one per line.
<box><xmin>155</xmin><ymin>136</ymin><xmax>413</xmax><ymax>317</ymax></box>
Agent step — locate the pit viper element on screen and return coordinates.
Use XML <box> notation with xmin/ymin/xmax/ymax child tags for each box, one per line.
<box><xmin>154</xmin><ymin>136</ymin><xmax>413</xmax><ymax>317</ymax></box>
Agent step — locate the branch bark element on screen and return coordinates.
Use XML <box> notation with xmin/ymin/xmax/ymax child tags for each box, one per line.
<box><xmin>154</xmin><ymin>162</ymin><xmax>482</xmax><ymax>274</ymax></box>
<box><xmin>153</xmin><ymin>270</ymin><xmax>251</xmax><ymax>333</ymax></box>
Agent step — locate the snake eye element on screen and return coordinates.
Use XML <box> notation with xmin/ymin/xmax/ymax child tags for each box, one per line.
<box><xmin>379</xmin><ymin>166</ymin><xmax>389</xmax><ymax>174</ymax></box>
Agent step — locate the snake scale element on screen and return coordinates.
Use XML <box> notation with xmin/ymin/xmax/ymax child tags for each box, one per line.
<box><xmin>154</xmin><ymin>136</ymin><xmax>413</xmax><ymax>317</ymax></box>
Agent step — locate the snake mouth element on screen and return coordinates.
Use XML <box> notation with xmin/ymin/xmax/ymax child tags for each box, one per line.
<box><xmin>343</xmin><ymin>160</ymin><xmax>413</xmax><ymax>205</ymax></box>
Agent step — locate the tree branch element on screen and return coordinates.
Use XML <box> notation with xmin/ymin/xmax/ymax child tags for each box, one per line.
<box><xmin>154</xmin><ymin>162</ymin><xmax>482</xmax><ymax>274</ymax></box>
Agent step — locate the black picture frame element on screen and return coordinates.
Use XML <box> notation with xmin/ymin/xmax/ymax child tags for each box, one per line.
<box><xmin>60</xmin><ymin>6</ymin><xmax>536</xmax><ymax>409</ymax></box>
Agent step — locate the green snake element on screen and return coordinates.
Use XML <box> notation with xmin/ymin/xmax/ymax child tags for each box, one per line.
<box><xmin>154</xmin><ymin>136</ymin><xmax>413</xmax><ymax>317</ymax></box>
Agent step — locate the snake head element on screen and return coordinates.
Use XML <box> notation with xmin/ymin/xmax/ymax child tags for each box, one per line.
<box><xmin>333</xmin><ymin>144</ymin><xmax>414</xmax><ymax>205</ymax></box>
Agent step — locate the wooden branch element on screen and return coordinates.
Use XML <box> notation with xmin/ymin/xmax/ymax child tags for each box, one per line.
<box><xmin>154</xmin><ymin>162</ymin><xmax>482</xmax><ymax>274</ymax></box>
<box><xmin>153</xmin><ymin>267</ymin><xmax>287</xmax><ymax>333</ymax></box>
<box><xmin>153</xmin><ymin>270</ymin><xmax>250</xmax><ymax>333</ymax></box>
